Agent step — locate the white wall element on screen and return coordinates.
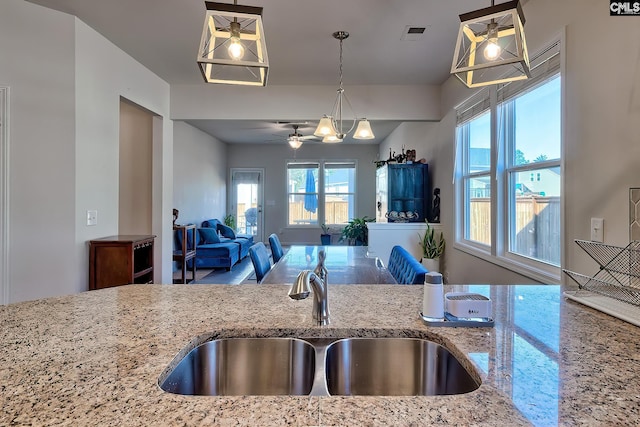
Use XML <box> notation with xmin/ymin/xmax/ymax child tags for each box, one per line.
<box><xmin>227</xmin><ymin>143</ymin><xmax>379</xmax><ymax>245</ymax></box>
<box><xmin>173</xmin><ymin>121</ymin><xmax>227</xmax><ymax>226</ymax></box>
<box><xmin>0</xmin><ymin>0</ymin><xmax>77</xmax><ymax>303</ymax></box>
<box><xmin>75</xmin><ymin>18</ymin><xmax>173</xmax><ymax>290</ymax></box>
<box><xmin>171</xmin><ymin>84</ymin><xmax>441</xmax><ymax>121</ymax></box>
<box><xmin>0</xmin><ymin>0</ymin><xmax>175</xmax><ymax>303</ymax></box>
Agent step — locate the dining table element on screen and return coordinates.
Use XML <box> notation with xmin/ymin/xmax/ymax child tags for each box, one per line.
<box><xmin>260</xmin><ymin>245</ymin><xmax>397</xmax><ymax>285</ymax></box>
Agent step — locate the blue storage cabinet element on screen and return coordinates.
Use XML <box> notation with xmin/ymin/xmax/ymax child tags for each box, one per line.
<box><xmin>375</xmin><ymin>163</ymin><xmax>430</xmax><ymax>223</ymax></box>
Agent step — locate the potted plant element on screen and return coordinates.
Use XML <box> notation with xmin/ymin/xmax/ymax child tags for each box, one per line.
<box><xmin>223</xmin><ymin>214</ymin><xmax>236</xmax><ymax>231</ymax></box>
<box><xmin>320</xmin><ymin>223</ymin><xmax>332</xmax><ymax>245</ymax></box>
<box><xmin>339</xmin><ymin>216</ymin><xmax>375</xmax><ymax>246</ymax></box>
<box><xmin>418</xmin><ymin>222</ymin><xmax>445</xmax><ymax>272</ymax></box>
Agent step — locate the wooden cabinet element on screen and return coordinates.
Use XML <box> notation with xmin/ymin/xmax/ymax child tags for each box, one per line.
<box><xmin>89</xmin><ymin>235</ymin><xmax>155</xmax><ymax>290</ymax></box>
<box><xmin>376</xmin><ymin>163</ymin><xmax>430</xmax><ymax>223</ymax></box>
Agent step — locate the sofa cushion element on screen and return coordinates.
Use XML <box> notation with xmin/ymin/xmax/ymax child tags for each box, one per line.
<box><xmin>218</xmin><ymin>223</ymin><xmax>236</xmax><ymax>239</ymax></box>
<box><xmin>199</xmin><ymin>227</ymin><xmax>220</xmax><ymax>244</ymax></box>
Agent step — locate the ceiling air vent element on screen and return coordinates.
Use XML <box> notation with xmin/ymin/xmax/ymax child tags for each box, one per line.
<box><xmin>401</xmin><ymin>25</ymin><xmax>429</xmax><ymax>41</ymax></box>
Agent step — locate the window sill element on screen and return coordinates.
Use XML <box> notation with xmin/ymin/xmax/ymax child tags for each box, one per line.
<box><xmin>453</xmin><ymin>241</ymin><xmax>561</xmax><ymax>285</ymax></box>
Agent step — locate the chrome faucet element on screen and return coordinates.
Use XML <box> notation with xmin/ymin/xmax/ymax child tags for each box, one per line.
<box><xmin>288</xmin><ymin>250</ymin><xmax>329</xmax><ymax>326</ymax></box>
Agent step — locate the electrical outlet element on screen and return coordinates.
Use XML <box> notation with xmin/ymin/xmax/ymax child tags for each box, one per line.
<box><xmin>591</xmin><ymin>218</ymin><xmax>604</xmax><ymax>242</ymax></box>
<box><xmin>87</xmin><ymin>210</ymin><xmax>98</xmax><ymax>226</ymax></box>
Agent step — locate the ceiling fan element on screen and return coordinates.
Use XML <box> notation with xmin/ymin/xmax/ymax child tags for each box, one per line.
<box><xmin>286</xmin><ymin>124</ymin><xmax>317</xmax><ymax>149</ymax></box>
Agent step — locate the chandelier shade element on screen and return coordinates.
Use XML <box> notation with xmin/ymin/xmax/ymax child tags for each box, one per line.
<box><xmin>451</xmin><ymin>0</ymin><xmax>530</xmax><ymax>88</ymax></box>
<box><xmin>314</xmin><ymin>31</ymin><xmax>374</xmax><ymax>141</ymax></box>
<box><xmin>197</xmin><ymin>1</ymin><xmax>269</xmax><ymax>86</ymax></box>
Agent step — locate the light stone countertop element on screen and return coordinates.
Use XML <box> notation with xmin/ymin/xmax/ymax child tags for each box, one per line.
<box><xmin>2</xmin><ymin>283</ymin><xmax>640</xmax><ymax>426</ymax></box>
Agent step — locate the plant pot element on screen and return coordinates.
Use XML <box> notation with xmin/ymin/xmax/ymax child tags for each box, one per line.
<box><xmin>421</xmin><ymin>257</ymin><xmax>440</xmax><ymax>273</ymax></box>
<box><xmin>320</xmin><ymin>234</ymin><xmax>331</xmax><ymax>245</ymax></box>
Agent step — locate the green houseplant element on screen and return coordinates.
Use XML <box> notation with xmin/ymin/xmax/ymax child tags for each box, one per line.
<box><xmin>339</xmin><ymin>216</ymin><xmax>375</xmax><ymax>246</ymax></box>
<box><xmin>223</xmin><ymin>214</ymin><xmax>236</xmax><ymax>230</ymax></box>
<box><xmin>418</xmin><ymin>222</ymin><xmax>445</xmax><ymax>272</ymax></box>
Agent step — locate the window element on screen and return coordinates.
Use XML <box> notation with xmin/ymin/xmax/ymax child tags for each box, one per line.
<box><xmin>455</xmin><ymin>41</ymin><xmax>562</xmax><ymax>282</ymax></box>
<box><xmin>287</xmin><ymin>161</ymin><xmax>356</xmax><ymax>226</ymax></box>
<box><xmin>324</xmin><ymin>163</ymin><xmax>355</xmax><ymax>224</ymax></box>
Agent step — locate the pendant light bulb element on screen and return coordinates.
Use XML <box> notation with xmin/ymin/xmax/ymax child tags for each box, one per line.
<box><xmin>228</xmin><ymin>21</ymin><xmax>244</xmax><ymax>60</ymax></box>
<box><xmin>483</xmin><ymin>22</ymin><xmax>501</xmax><ymax>61</ymax></box>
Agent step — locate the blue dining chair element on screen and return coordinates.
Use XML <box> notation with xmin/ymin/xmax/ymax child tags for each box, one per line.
<box><xmin>249</xmin><ymin>242</ymin><xmax>272</xmax><ymax>283</ymax></box>
<box><xmin>268</xmin><ymin>233</ymin><xmax>284</xmax><ymax>263</ymax></box>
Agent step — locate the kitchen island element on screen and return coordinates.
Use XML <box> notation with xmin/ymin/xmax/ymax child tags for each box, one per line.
<box><xmin>1</xmin><ymin>283</ymin><xmax>639</xmax><ymax>426</ymax></box>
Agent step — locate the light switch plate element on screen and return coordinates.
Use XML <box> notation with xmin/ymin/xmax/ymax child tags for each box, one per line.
<box><xmin>87</xmin><ymin>210</ymin><xmax>98</xmax><ymax>226</ymax></box>
<box><xmin>591</xmin><ymin>217</ymin><xmax>604</xmax><ymax>242</ymax></box>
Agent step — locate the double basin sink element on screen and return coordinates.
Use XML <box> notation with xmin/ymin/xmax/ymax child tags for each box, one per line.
<box><xmin>159</xmin><ymin>337</ymin><xmax>479</xmax><ymax>396</ymax></box>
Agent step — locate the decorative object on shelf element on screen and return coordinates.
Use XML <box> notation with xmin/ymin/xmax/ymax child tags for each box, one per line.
<box><xmin>431</xmin><ymin>188</ymin><xmax>441</xmax><ymax>223</ymax></box>
<box><xmin>173</xmin><ymin>208</ymin><xmax>179</xmax><ymax>226</ymax></box>
<box><xmin>197</xmin><ymin>0</ymin><xmax>269</xmax><ymax>86</ymax></box>
<box><xmin>418</xmin><ymin>222</ymin><xmax>445</xmax><ymax>273</ymax></box>
<box><xmin>320</xmin><ymin>223</ymin><xmax>332</xmax><ymax>245</ymax></box>
<box><xmin>451</xmin><ymin>0</ymin><xmax>530</xmax><ymax>88</ymax></box>
<box><xmin>385</xmin><ymin>211</ymin><xmax>419</xmax><ymax>223</ymax></box>
<box><xmin>223</xmin><ymin>213</ymin><xmax>236</xmax><ymax>230</ymax></box>
<box><xmin>406</xmin><ymin>149</ymin><xmax>416</xmax><ymax>163</ymax></box>
<box><xmin>339</xmin><ymin>216</ymin><xmax>375</xmax><ymax>246</ymax></box>
<box><xmin>314</xmin><ymin>31</ymin><xmax>374</xmax><ymax>142</ymax></box>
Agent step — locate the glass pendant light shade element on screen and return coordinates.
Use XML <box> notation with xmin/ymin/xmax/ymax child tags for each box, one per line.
<box><xmin>322</xmin><ymin>135</ymin><xmax>343</xmax><ymax>143</ymax></box>
<box><xmin>354</xmin><ymin>119</ymin><xmax>375</xmax><ymax>140</ymax></box>
<box><xmin>197</xmin><ymin>1</ymin><xmax>269</xmax><ymax>86</ymax></box>
<box><xmin>314</xmin><ymin>116</ymin><xmax>337</xmax><ymax>137</ymax></box>
<box><xmin>451</xmin><ymin>0</ymin><xmax>530</xmax><ymax>88</ymax></box>
<box><xmin>288</xmin><ymin>136</ymin><xmax>303</xmax><ymax>149</ymax></box>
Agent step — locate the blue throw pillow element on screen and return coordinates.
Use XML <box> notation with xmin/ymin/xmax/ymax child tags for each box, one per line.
<box><xmin>218</xmin><ymin>223</ymin><xmax>236</xmax><ymax>239</ymax></box>
<box><xmin>199</xmin><ymin>227</ymin><xmax>220</xmax><ymax>244</ymax></box>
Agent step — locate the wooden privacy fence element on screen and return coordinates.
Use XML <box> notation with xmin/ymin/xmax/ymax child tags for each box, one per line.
<box><xmin>470</xmin><ymin>196</ymin><xmax>561</xmax><ymax>264</ymax></box>
<box><xmin>289</xmin><ymin>201</ymin><xmax>349</xmax><ymax>225</ymax></box>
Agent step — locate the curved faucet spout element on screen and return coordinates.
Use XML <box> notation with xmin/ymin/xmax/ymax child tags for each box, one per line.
<box><xmin>288</xmin><ymin>250</ymin><xmax>330</xmax><ymax>326</ymax></box>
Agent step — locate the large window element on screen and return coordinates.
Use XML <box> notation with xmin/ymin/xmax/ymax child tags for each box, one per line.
<box><xmin>287</xmin><ymin>161</ymin><xmax>356</xmax><ymax>226</ymax></box>
<box><xmin>455</xmin><ymin>41</ymin><xmax>562</xmax><ymax>282</ymax></box>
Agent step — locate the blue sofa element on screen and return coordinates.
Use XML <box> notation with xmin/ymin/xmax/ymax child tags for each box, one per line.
<box><xmin>387</xmin><ymin>245</ymin><xmax>428</xmax><ymax>285</ymax></box>
<box><xmin>178</xmin><ymin>226</ymin><xmax>240</xmax><ymax>271</ymax></box>
<box><xmin>201</xmin><ymin>219</ymin><xmax>254</xmax><ymax>259</ymax></box>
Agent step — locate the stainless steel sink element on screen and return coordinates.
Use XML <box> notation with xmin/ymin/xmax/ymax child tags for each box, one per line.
<box><xmin>160</xmin><ymin>337</ymin><xmax>315</xmax><ymax>396</ymax></box>
<box><xmin>160</xmin><ymin>336</ymin><xmax>479</xmax><ymax>397</ymax></box>
<box><xmin>324</xmin><ymin>338</ymin><xmax>479</xmax><ymax>396</ymax></box>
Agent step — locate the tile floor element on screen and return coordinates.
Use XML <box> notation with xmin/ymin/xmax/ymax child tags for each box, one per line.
<box><xmin>172</xmin><ymin>255</ymin><xmax>256</xmax><ymax>285</ymax></box>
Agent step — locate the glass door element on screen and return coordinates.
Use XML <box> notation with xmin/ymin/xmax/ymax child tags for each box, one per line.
<box><xmin>231</xmin><ymin>168</ymin><xmax>263</xmax><ymax>242</ymax></box>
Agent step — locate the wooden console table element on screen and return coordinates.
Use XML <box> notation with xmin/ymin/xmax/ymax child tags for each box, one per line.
<box><xmin>89</xmin><ymin>235</ymin><xmax>156</xmax><ymax>290</ymax></box>
<box><xmin>173</xmin><ymin>224</ymin><xmax>197</xmax><ymax>284</ymax></box>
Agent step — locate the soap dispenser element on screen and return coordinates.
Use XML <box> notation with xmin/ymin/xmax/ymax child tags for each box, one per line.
<box><xmin>422</xmin><ymin>272</ymin><xmax>444</xmax><ymax>320</ymax></box>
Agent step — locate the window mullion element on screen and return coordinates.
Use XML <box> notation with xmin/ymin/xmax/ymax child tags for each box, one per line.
<box><xmin>319</xmin><ymin>163</ymin><xmax>326</xmax><ymax>226</ymax></box>
<box><xmin>501</xmin><ymin>101</ymin><xmax>516</xmax><ymax>257</ymax></box>
<box><xmin>490</xmin><ymin>87</ymin><xmax>499</xmax><ymax>257</ymax></box>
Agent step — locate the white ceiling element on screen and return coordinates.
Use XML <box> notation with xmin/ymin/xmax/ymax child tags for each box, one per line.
<box><xmin>26</xmin><ymin>0</ymin><xmax>490</xmax><ymax>144</ymax></box>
